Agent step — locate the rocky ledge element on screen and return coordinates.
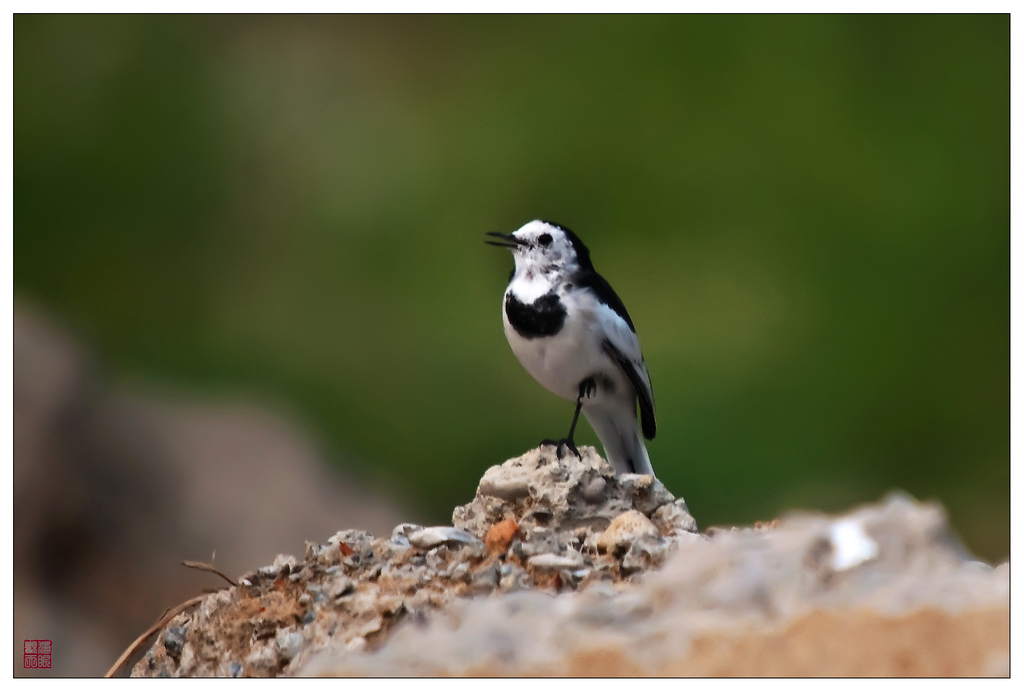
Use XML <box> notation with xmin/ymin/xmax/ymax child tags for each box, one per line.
<box><xmin>131</xmin><ymin>446</ymin><xmax>1008</xmax><ymax>677</ymax></box>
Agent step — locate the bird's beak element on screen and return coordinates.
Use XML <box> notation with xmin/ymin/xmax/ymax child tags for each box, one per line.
<box><xmin>484</xmin><ymin>232</ymin><xmax>527</xmax><ymax>249</ymax></box>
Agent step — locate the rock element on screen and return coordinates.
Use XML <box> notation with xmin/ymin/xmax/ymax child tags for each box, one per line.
<box><xmin>596</xmin><ymin>510</ymin><xmax>660</xmax><ymax>554</ymax></box>
<box><xmin>131</xmin><ymin>444</ymin><xmax>698</xmax><ymax>678</ymax></box>
<box><xmin>129</xmin><ymin>445</ymin><xmax>1006</xmax><ymax>678</ymax></box>
<box><xmin>453</xmin><ymin>446</ymin><xmax>696</xmax><ymax>554</ymax></box>
<box><xmin>300</xmin><ymin>494</ymin><xmax>1009</xmax><ymax>677</ymax></box>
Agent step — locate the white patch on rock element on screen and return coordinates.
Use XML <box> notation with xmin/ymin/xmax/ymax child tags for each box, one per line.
<box><xmin>829</xmin><ymin>518</ymin><xmax>879</xmax><ymax>571</ymax></box>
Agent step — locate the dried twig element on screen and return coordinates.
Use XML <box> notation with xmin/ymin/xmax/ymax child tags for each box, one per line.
<box><xmin>104</xmin><ymin>594</ymin><xmax>206</xmax><ymax>678</ymax></box>
<box><xmin>105</xmin><ymin>558</ymin><xmax>237</xmax><ymax>677</ymax></box>
<box><xmin>181</xmin><ymin>560</ymin><xmax>237</xmax><ymax>587</ymax></box>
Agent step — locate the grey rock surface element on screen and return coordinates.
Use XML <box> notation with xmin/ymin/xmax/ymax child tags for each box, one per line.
<box><xmin>130</xmin><ymin>444</ymin><xmax>1007</xmax><ymax>677</ymax></box>
<box><xmin>301</xmin><ymin>493</ymin><xmax>1009</xmax><ymax>677</ymax></box>
<box><xmin>132</xmin><ymin>445</ymin><xmax>697</xmax><ymax>677</ymax></box>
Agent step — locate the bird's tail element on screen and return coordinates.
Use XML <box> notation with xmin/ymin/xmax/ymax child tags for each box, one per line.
<box><xmin>582</xmin><ymin>404</ymin><xmax>655</xmax><ymax>476</ymax></box>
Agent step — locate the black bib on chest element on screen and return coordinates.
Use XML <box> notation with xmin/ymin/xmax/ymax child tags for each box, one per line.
<box><xmin>505</xmin><ymin>292</ymin><xmax>567</xmax><ymax>339</ymax></box>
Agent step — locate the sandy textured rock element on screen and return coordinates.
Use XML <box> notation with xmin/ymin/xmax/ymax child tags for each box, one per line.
<box><xmin>301</xmin><ymin>493</ymin><xmax>1008</xmax><ymax>677</ymax></box>
<box><xmin>132</xmin><ymin>445</ymin><xmax>697</xmax><ymax>677</ymax></box>
<box><xmin>131</xmin><ymin>446</ymin><xmax>1006</xmax><ymax>678</ymax></box>
<box><xmin>452</xmin><ymin>445</ymin><xmax>698</xmax><ymax>584</ymax></box>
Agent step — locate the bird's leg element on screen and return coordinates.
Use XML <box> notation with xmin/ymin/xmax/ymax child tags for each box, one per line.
<box><xmin>563</xmin><ymin>380</ymin><xmax>589</xmax><ymax>442</ymax></box>
<box><xmin>552</xmin><ymin>377</ymin><xmax>596</xmax><ymax>460</ymax></box>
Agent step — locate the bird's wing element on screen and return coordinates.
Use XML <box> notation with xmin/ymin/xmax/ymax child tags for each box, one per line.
<box><xmin>576</xmin><ymin>270</ymin><xmax>636</xmax><ymax>332</ymax></box>
<box><xmin>576</xmin><ymin>267</ymin><xmax>656</xmax><ymax>439</ymax></box>
<box><xmin>602</xmin><ymin>336</ymin><xmax>656</xmax><ymax>440</ymax></box>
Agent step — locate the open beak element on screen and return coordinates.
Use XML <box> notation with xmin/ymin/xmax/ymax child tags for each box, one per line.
<box><xmin>484</xmin><ymin>232</ymin><xmax>528</xmax><ymax>249</ymax></box>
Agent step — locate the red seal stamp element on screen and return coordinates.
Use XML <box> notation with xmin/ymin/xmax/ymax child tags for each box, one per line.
<box><xmin>24</xmin><ymin>640</ymin><xmax>52</xmax><ymax>669</ymax></box>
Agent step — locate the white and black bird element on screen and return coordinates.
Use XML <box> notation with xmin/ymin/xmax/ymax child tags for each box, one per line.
<box><xmin>486</xmin><ymin>220</ymin><xmax>657</xmax><ymax>476</ymax></box>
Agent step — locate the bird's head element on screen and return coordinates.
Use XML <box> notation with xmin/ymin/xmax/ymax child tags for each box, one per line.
<box><xmin>486</xmin><ymin>220</ymin><xmax>592</xmax><ymax>281</ymax></box>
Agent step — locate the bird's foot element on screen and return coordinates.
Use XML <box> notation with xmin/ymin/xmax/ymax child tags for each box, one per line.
<box><xmin>539</xmin><ymin>438</ymin><xmax>581</xmax><ymax>459</ymax></box>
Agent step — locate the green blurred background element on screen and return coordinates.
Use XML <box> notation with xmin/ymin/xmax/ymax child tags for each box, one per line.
<box><xmin>14</xmin><ymin>15</ymin><xmax>1008</xmax><ymax>561</ymax></box>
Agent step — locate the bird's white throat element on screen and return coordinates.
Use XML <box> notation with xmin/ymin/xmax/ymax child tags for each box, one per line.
<box><xmin>507</xmin><ymin>270</ymin><xmax>559</xmax><ymax>303</ymax></box>
<box><xmin>508</xmin><ymin>252</ymin><xmax>576</xmax><ymax>304</ymax></box>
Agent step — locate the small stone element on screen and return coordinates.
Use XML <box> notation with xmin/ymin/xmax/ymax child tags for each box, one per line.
<box><xmin>409</xmin><ymin>526</ymin><xmax>485</xmax><ymax>553</ymax></box>
<box><xmin>477</xmin><ymin>464</ymin><xmax>533</xmax><ymax>500</ymax></box>
<box><xmin>581</xmin><ymin>475</ymin><xmax>608</xmax><ymax>504</ymax></box>
<box><xmin>597</xmin><ymin>510</ymin><xmax>660</xmax><ymax>553</ymax></box>
<box><xmin>485</xmin><ymin>519</ymin><xmax>520</xmax><ymax>554</ymax></box>
<box><xmin>228</xmin><ymin>662</ymin><xmax>243</xmax><ymax>677</ymax></box>
<box><xmin>528</xmin><ymin>552</ymin><xmax>585</xmax><ymax>571</ymax></box>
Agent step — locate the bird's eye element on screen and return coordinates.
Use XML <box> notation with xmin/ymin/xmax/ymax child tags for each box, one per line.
<box><xmin>538</xmin><ymin>233</ymin><xmax>552</xmax><ymax>247</ymax></box>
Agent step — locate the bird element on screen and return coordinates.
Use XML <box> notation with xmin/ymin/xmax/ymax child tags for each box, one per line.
<box><xmin>486</xmin><ymin>220</ymin><xmax>657</xmax><ymax>476</ymax></box>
